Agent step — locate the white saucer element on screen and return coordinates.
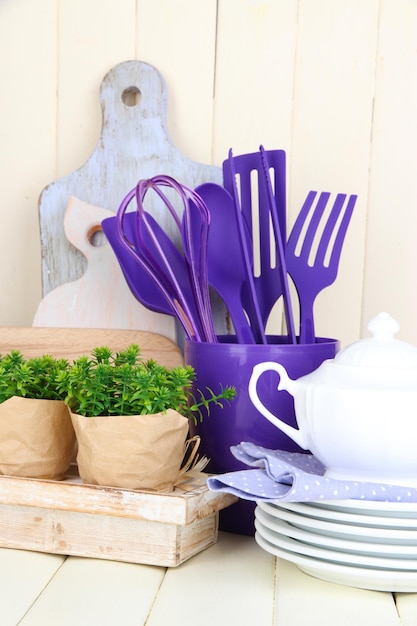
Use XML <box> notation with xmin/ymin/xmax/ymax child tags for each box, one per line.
<box><xmin>254</xmin><ymin>531</ymin><xmax>417</xmax><ymax>592</ymax></box>
<box><xmin>270</xmin><ymin>500</ymin><xmax>417</xmax><ymax>529</ymax></box>
<box><xmin>255</xmin><ymin>506</ymin><xmax>417</xmax><ymax>559</ymax></box>
<box><xmin>254</xmin><ymin>517</ymin><xmax>417</xmax><ymax>570</ymax></box>
<box><xmin>257</xmin><ymin>500</ymin><xmax>417</xmax><ymax>544</ymax></box>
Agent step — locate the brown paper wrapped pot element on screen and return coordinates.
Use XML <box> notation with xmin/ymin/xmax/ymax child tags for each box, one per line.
<box><xmin>0</xmin><ymin>397</ymin><xmax>76</xmax><ymax>480</ymax></box>
<box><xmin>71</xmin><ymin>409</ymin><xmax>189</xmax><ymax>491</ymax></box>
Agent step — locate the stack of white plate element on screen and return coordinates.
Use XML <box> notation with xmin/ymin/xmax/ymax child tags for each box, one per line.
<box><xmin>254</xmin><ymin>499</ymin><xmax>417</xmax><ymax>592</ymax></box>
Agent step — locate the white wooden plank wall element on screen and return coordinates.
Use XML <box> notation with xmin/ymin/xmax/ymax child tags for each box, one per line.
<box><xmin>0</xmin><ymin>0</ymin><xmax>416</xmax><ymax>348</ymax></box>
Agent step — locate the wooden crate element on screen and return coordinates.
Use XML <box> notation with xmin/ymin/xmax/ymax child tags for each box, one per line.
<box><xmin>0</xmin><ymin>328</ymin><xmax>237</xmax><ymax>566</ymax></box>
<box><xmin>0</xmin><ymin>467</ymin><xmax>237</xmax><ymax>567</ymax></box>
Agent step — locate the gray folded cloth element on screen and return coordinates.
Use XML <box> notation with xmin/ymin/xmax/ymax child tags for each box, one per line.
<box><xmin>207</xmin><ymin>442</ymin><xmax>417</xmax><ymax>502</ymax></box>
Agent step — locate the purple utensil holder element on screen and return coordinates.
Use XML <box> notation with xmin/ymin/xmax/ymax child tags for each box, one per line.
<box><xmin>184</xmin><ymin>335</ymin><xmax>340</xmax><ymax>536</ymax></box>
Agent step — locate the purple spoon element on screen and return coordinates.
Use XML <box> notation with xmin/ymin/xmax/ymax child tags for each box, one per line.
<box><xmin>193</xmin><ymin>183</ymin><xmax>258</xmax><ymax>344</ymax></box>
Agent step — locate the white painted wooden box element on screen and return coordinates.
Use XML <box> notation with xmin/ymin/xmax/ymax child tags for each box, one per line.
<box><xmin>0</xmin><ymin>467</ymin><xmax>237</xmax><ymax>567</ymax></box>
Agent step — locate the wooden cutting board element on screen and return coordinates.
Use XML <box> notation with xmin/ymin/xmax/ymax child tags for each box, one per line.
<box><xmin>33</xmin><ymin>196</ymin><xmax>177</xmax><ymax>340</ymax></box>
<box><xmin>0</xmin><ymin>327</ymin><xmax>183</xmax><ymax>369</ymax></box>
<box><xmin>36</xmin><ymin>60</ymin><xmax>227</xmax><ymax>339</ymax></box>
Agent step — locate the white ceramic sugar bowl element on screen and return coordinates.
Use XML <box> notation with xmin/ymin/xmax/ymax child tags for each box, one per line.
<box><xmin>248</xmin><ymin>312</ymin><xmax>417</xmax><ymax>486</ymax></box>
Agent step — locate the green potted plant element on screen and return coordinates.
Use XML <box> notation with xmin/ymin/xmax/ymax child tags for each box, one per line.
<box><xmin>0</xmin><ymin>351</ymin><xmax>75</xmax><ymax>480</ymax></box>
<box><xmin>59</xmin><ymin>345</ymin><xmax>236</xmax><ymax>491</ymax></box>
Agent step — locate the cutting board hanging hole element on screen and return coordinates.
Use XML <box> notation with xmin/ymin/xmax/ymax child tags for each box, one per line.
<box><xmin>87</xmin><ymin>225</ymin><xmax>107</xmax><ymax>247</ymax></box>
<box><xmin>122</xmin><ymin>86</ymin><xmax>141</xmax><ymax>107</ymax></box>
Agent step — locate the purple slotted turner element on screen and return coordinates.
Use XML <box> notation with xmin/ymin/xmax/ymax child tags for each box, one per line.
<box><xmin>223</xmin><ymin>148</ymin><xmax>287</xmax><ymax>335</ymax></box>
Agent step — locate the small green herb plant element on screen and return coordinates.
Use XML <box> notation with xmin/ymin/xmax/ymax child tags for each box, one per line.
<box><xmin>58</xmin><ymin>344</ymin><xmax>236</xmax><ymax>423</ymax></box>
<box><xmin>0</xmin><ymin>351</ymin><xmax>70</xmax><ymax>402</ymax></box>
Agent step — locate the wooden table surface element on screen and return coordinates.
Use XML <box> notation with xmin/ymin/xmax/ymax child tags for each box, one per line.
<box><xmin>1</xmin><ymin>532</ymin><xmax>415</xmax><ymax>626</ymax></box>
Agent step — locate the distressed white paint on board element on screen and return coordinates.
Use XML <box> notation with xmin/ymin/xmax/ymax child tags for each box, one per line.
<box><xmin>39</xmin><ymin>61</ymin><xmax>222</xmax><ymax>296</ymax></box>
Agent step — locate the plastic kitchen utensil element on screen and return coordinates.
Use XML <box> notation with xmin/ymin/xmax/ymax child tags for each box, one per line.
<box><xmin>193</xmin><ymin>183</ymin><xmax>257</xmax><ymax>344</ymax></box>
<box><xmin>112</xmin><ymin>189</ymin><xmax>201</xmax><ymax>340</ymax></box>
<box><xmin>223</xmin><ymin>148</ymin><xmax>287</xmax><ymax>332</ymax></box>
<box><xmin>103</xmin><ymin>210</ymin><xmax>205</xmax><ymax>341</ymax></box>
<box><xmin>286</xmin><ymin>190</ymin><xmax>357</xmax><ymax>343</ymax></box>
<box><xmin>180</xmin><ymin>185</ymin><xmax>217</xmax><ymax>342</ymax></box>
<box><xmin>259</xmin><ymin>145</ymin><xmax>296</xmax><ymax>343</ymax></box>
<box><xmin>137</xmin><ymin>211</ymin><xmax>210</xmax><ymax>341</ymax></box>
<box><xmin>224</xmin><ymin>151</ymin><xmax>266</xmax><ymax>344</ymax></box>
<box><xmin>106</xmin><ymin>186</ymin><xmax>200</xmax><ymax>341</ymax></box>
<box><xmin>134</xmin><ymin>176</ymin><xmax>217</xmax><ymax>342</ymax></box>
<box><xmin>102</xmin><ymin>211</ymin><xmax>174</xmax><ymax>317</ymax></box>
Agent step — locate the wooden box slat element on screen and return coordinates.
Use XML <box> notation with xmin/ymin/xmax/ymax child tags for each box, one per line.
<box><xmin>0</xmin><ymin>502</ymin><xmax>219</xmax><ymax>567</ymax></box>
<box><xmin>0</xmin><ymin>469</ymin><xmax>235</xmax><ymax>525</ymax></box>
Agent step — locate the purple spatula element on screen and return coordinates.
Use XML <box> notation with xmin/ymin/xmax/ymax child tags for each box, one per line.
<box><xmin>102</xmin><ymin>211</ymin><xmax>174</xmax><ymax>317</ymax></box>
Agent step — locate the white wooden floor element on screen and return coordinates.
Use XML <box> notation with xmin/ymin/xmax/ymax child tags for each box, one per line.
<box><xmin>1</xmin><ymin>532</ymin><xmax>415</xmax><ymax>626</ymax></box>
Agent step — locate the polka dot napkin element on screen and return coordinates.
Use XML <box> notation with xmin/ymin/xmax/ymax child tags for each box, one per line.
<box><xmin>207</xmin><ymin>442</ymin><xmax>417</xmax><ymax>502</ymax></box>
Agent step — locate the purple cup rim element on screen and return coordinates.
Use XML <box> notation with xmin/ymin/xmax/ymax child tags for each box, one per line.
<box><xmin>184</xmin><ymin>335</ymin><xmax>340</xmax><ymax>353</ymax></box>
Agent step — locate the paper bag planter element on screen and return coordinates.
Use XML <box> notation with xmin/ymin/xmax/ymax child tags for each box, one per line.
<box><xmin>63</xmin><ymin>345</ymin><xmax>235</xmax><ymax>491</ymax></box>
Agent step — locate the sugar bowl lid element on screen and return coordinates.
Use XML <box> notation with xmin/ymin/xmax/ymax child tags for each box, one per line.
<box><xmin>319</xmin><ymin>312</ymin><xmax>417</xmax><ymax>387</ymax></box>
